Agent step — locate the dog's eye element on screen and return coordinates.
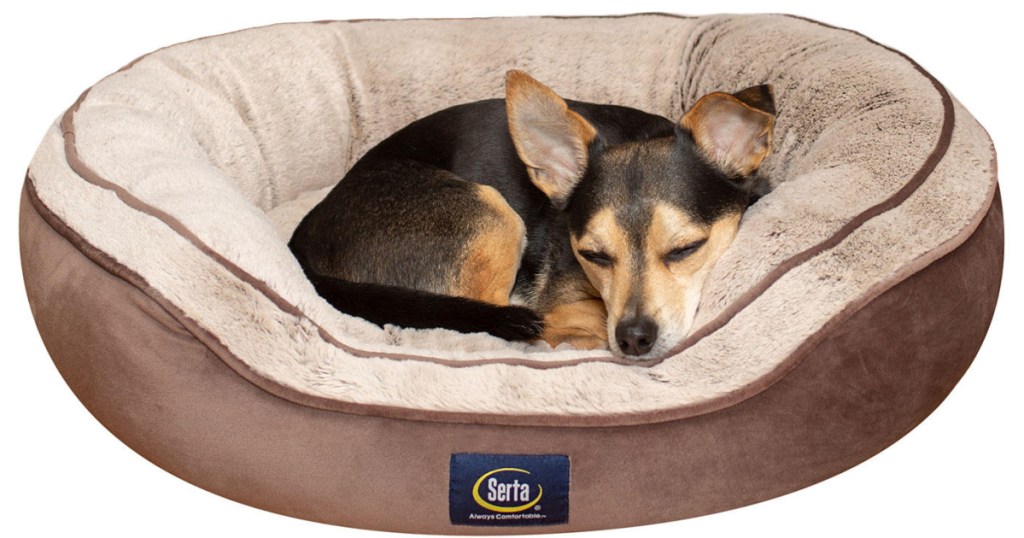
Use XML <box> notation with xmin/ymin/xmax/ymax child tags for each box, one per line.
<box><xmin>578</xmin><ymin>249</ymin><xmax>614</xmax><ymax>268</ymax></box>
<box><xmin>664</xmin><ymin>239</ymin><xmax>707</xmax><ymax>264</ymax></box>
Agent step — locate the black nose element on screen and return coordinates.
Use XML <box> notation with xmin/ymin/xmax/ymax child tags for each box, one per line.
<box><xmin>615</xmin><ymin>316</ymin><xmax>658</xmax><ymax>356</ymax></box>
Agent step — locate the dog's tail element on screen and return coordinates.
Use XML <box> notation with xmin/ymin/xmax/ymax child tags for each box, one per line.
<box><xmin>298</xmin><ymin>266</ymin><xmax>544</xmax><ymax>342</ymax></box>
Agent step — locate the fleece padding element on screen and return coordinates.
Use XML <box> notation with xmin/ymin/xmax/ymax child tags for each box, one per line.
<box><xmin>27</xmin><ymin>14</ymin><xmax>996</xmax><ymax>422</ymax></box>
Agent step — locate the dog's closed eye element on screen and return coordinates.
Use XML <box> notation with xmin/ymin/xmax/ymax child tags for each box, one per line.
<box><xmin>663</xmin><ymin>239</ymin><xmax>707</xmax><ymax>264</ymax></box>
<box><xmin>578</xmin><ymin>249</ymin><xmax>615</xmax><ymax>268</ymax></box>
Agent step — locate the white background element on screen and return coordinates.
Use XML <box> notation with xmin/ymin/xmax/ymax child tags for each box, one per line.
<box><xmin>2</xmin><ymin>1</ymin><xmax>1020</xmax><ymax>536</ymax></box>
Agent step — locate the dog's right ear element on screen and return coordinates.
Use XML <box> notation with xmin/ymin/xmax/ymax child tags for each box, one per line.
<box><xmin>506</xmin><ymin>70</ymin><xmax>597</xmax><ymax>210</ymax></box>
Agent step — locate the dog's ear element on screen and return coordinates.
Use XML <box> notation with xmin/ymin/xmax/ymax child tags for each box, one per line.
<box><xmin>680</xmin><ymin>84</ymin><xmax>776</xmax><ymax>177</ymax></box>
<box><xmin>506</xmin><ymin>70</ymin><xmax>597</xmax><ymax>209</ymax></box>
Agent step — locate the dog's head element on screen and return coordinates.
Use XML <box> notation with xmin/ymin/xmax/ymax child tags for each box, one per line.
<box><xmin>506</xmin><ymin>70</ymin><xmax>776</xmax><ymax>359</ymax></box>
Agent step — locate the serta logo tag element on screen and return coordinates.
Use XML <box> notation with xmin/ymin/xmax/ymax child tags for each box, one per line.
<box><xmin>450</xmin><ymin>454</ymin><xmax>570</xmax><ymax>526</ymax></box>
<box><xmin>473</xmin><ymin>468</ymin><xmax>542</xmax><ymax>512</ymax></box>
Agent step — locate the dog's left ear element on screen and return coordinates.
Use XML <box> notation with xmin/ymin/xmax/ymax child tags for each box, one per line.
<box><xmin>506</xmin><ymin>70</ymin><xmax>598</xmax><ymax>209</ymax></box>
<box><xmin>680</xmin><ymin>84</ymin><xmax>776</xmax><ymax>177</ymax></box>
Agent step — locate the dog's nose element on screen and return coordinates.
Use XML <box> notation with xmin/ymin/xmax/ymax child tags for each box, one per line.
<box><xmin>615</xmin><ymin>316</ymin><xmax>658</xmax><ymax>357</ymax></box>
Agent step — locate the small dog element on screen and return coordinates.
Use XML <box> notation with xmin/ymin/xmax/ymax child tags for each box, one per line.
<box><xmin>289</xmin><ymin>71</ymin><xmax>775</xmax><ymax>359</ymax></box>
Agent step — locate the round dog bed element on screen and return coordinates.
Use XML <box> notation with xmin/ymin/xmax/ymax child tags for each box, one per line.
<box><xmin>20</xmin><ymin>13</ymin><xmax>1000</xmax><ymax>533</ymax></box>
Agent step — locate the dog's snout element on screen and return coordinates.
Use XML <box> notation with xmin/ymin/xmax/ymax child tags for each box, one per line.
<box><xmin>615</xmin><ymin>316</ymin><xmax>658</xmax><ymax>357</ymax></box>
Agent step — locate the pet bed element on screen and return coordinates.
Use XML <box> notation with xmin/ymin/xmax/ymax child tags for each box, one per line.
<box><xmin>20</xmin><ymin>13</ymin><xmax>1001</xmax><ymax>533</ymax></box>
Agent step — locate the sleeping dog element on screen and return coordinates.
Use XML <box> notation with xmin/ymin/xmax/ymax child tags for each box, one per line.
<box><xmin>289</xmin><ymin>71</ymin><xmax>775</xmax><ymax>359</ymax></box>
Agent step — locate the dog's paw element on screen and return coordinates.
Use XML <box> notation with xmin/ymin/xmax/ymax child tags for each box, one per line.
<box><xmin>540</xmin><ymin>299</ymin><xmax>609</xmax><ymax>351</ymax></box>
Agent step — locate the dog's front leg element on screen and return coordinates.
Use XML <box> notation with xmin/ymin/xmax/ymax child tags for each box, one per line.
<box><xmin>541</xmin><ymin>299</ymin><xmax>608</xmax><ymax>351</ymax></box>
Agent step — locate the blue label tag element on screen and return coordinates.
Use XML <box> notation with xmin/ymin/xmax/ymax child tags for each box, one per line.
<box><xmin>449</xmin><ymin>453</ymin><xmax>570</xmax><ymax>526</ymax></box>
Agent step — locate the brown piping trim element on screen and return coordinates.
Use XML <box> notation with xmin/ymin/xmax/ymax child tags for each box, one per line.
<box><xmin>29</xmin><ymin>14</ymin><xmax>996</xmax><ymax>425</ymax></box>
<box><xmin>24</xmin><ymin>176</ymin><xmax>1000</xmax><ymax>428</ymax></box>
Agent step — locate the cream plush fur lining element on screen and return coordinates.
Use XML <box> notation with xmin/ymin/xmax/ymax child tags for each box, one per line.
<box><xmin>28</xmin><ymin>14</ymin><xmax>996</xmax><ymax>422</ymax></box>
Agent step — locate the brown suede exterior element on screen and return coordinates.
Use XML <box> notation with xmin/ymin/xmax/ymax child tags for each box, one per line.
<box><xmin>21</xmin><ymin>182</ymin><xmax>1003</xmax><ymax>534</ymax></box>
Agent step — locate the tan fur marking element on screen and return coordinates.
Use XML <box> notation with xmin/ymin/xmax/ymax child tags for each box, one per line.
<box><xmin>453</xmin><ymin>185</ymin><xmax>526</xmax><ymax>305</ymax></box>
<box><xmin>541</xmin><ymin>298</ymin><xmax>608</xmax><ymax>350</ymax></box>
